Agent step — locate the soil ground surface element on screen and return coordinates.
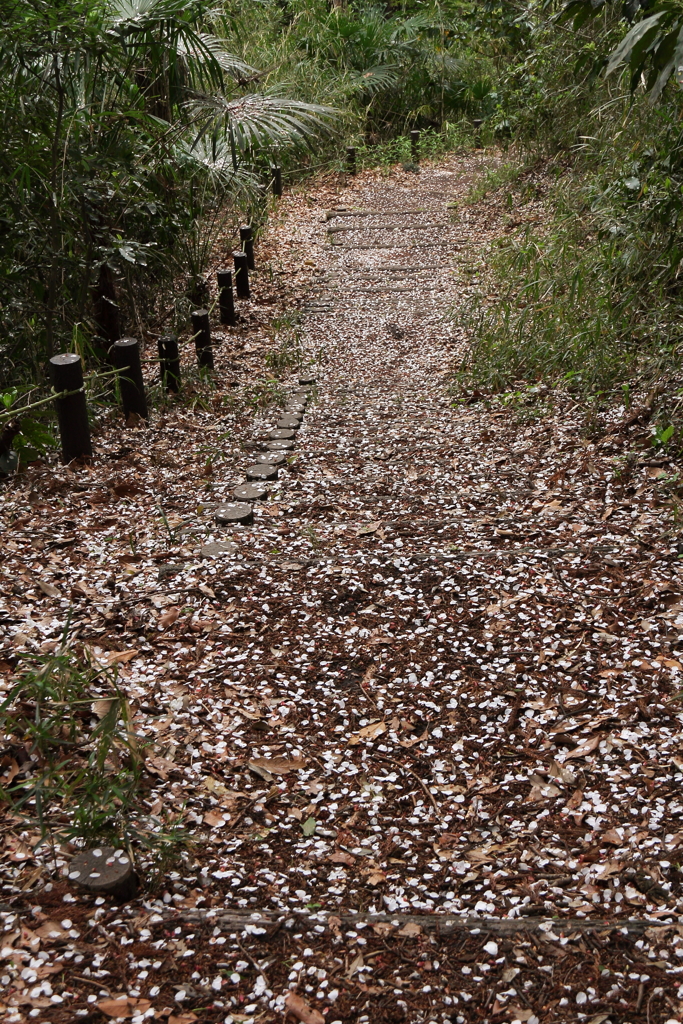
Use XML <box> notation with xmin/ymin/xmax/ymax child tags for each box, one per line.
<box><xmin>2</xmin><ymin>154</ymin><xmax>683</xmax><ymax>1024</ymax></box>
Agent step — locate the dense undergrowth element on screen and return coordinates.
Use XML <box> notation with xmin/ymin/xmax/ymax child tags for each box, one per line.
<box><xmin>0</xmin><ymin>0</ymin><xmax>514</xmax><ymax>465</ymax></box>
<box><xmin>454</xmin><ymin>1</ymin><xmax>683</xmax><ymax>447</ymax></box>
<box><xmin>4</xmin><ymin>0</ymin><xmax>683</xmax><ymax>454</ymax></box>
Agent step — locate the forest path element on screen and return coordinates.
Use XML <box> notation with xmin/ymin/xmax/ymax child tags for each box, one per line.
<box><xmin>2</xmin><ymin>154</ymin><xmax>683</xmax><ymax>1023</ymax></box>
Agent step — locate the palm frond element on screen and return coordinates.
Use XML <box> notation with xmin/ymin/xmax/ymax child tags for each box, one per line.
<box><xmin>347</xmin><ymin>64</ymin><xmax>401</xmax><ymax>96</ymax></box>
<box><xmin>189</xmin><ymin>92</ymin><xmax>338</xmax><ymax>154</ymax></box>
<box><xmin>176</xmin><ymin>32</ymin><xmax>256</xmax><ymax>82</ymax></box>
<box><xmin>176</xmin><ymin>136</ymin><xmax>259</xmax><ymax>193</ymax></box>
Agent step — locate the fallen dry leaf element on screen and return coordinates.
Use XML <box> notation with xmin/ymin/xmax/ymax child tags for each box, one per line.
<box><xmin>563</xmin><ymin>734</ymin><xmax>602</xmax><ymax>760</ymax></box>
<box><xmin>596</xmin><ymin>860</ymin><xmax>623</xmax><ymax>879</ymax></box>
<box><xmin>158</xmin><ymin>606</ymin><xmax>180</xmax><ymax>628</ymax></box>
<box><xmin>97</xmin><ymin>997</ymin><xmax>151</xmax><ymax>1018</ymax></box>
<box><xmin>284</xmin><ymin>991</ymin><xmax>324</xmax><ymax>1024</ymax></box>
<box><xmin>365</xmin><ymin>869</ymin><xmax>385</xmax><ymax>885</ymax></box>
<box><xmin>146</xmin><ymin>755</ymin><xmax>178</xmax><ymax>780</ymax></box>
<box><xmin>372</xmin><ymin>922</ymin><xmax>394</xmax><ymax>936</ymax></box>
<box><xmin>565</xmin><ymin>788</ymin><xmax>584</xmax><ymax>809</ymax></box>
<box><xmin>201</xmin><ymin>776</ymin><xmax>243</xmax><ymax>801</ymax></box>
<box><xmin>203</xmin><ymin>810</ymin><xmax>226</xmax><ymax>828</ymax></box>
<box><xmin>328</xmin><ymin>850</ymin><xmax>355</xmax><ymax>866</ymax></box>
<box><xmin>356</xmin><ymin>520</ymin><xmax>381</xmax><ymax>536</ymax></box>
<box><xmin>348</xmin><ymin>719</ymin><xmax>386</xmax><ymax>745</ymax></box>
<box><xmin>248</xmin><ymin>755</ymin><xmax>306</xmax><ymax>774</ymax></box>
<box><xmin>398</xmin><ymin>921</ymin><xmax>422</xmax><ymax>937</ymax></box>
<box><xmin>91</xmin><ymin>698</ymin><xmax>116</xmax><ymax>719</ymax></box>
<box><xmin>346</xmin><ymin>952</ymin><xmax>364</xmax><ymax>978</ymax></box>
<box><xmin>601</xmin><ymin>828</ymin><xmax>624</xmax><ymax>845</ymax></box>
<box><xmin>37</xmin><ymin>580</ymin><xmax>60</xmax><ymax>599</ymax></box>
<box><xmin>35</xmin><ymin>920</ymin><xmax>66</xmax><ymax>941</ymax></box>
<box><xmin>507</xmin><ymin>1009</ymin><xmax>533</xmax><ymax>1023</ymax></box>
<box><xmin>103</xmin><ymin>649</ymin><xmax>139</xmax><ymax>666</ymax></box>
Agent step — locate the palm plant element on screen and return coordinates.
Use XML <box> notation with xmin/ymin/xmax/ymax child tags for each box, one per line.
<box><xmin>0</xmin><ymin>0</ymin><xmax>335</xmax><ymax>382</ymax></box>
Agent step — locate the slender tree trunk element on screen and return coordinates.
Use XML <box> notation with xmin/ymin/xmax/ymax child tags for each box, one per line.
<box><xmin>92</xmin><ymin>263</ymin><xmax>122</xmax><ymax>354</ymax></box>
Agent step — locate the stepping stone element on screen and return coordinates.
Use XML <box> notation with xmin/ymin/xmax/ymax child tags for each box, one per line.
<box><xmin>256</xmin><ymin>452</ymin><xmax>286</xmax><ymax>466</ymax></box>
<box><xmin>68</xmin><ymin>847</ymin><xmax>138</xmax><ymax>900</ymax></box>
<box><xmin>200</xmin><ymin>541</ymin><xmax>238</xmax><ymax>558</ymax></box>
<box><xmin>269</xmin><ymin>428</ymin><xmax>296</xmax><ymax>440</ymax></box>
<box><xmin>286</xmin><ymin>404</ymin><xmax>305</xmax><ymax>415</ymax></box>
<box><xmin>233</xmin><ymin>482</ymin><xmax>268</xmax><ymax>501</ymax></box>
<box><xmin>216</xmin><ymin>503</ymin><xmax>253</xmax><ymax>526</ymax></box>
<box><xmin>267</xmin><ymin>440</ymin><xmax>295</xmax><ymax>451</ymax></box>
<box><xmin>246</xmin><ymin>463</ymin><xmax>278</xmax><ymax>481</ymax></box>
<box><xmin>276</xmin><ymin>417</ymin><xmax>300</xmax><ymax>430</ymax></box>
<box><xmin>299</xmin><ymin>377</ymin><xmax>316</xmax><ymax>385</ymax></box>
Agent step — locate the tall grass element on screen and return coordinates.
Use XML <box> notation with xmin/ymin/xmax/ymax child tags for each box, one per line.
<box><xmin>453</xmin><ymin>2</ymin><xmax>683</xmax><ymax>436</ymax></box>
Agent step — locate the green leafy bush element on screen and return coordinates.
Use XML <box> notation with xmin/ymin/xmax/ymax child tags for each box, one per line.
<box><xmin>0</xmin><ymin>640</ymin><xmax>184</xmax><ymax>861</ymax></box>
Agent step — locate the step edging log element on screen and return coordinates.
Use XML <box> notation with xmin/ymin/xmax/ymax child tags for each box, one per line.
<box><xmin>151</xmin><ymin>906</ymin><xmax>668</xmax><ymax>938</ymax></box>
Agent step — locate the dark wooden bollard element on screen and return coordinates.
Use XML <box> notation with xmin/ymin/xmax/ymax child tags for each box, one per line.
<box><xmin>217</xmin><ymin>269</ymin><xmax>237</xmax><ymax>326</ymax></box>
<box><xmin>113</xmin><ymin>338</ymin><xmax>148</xmax><ymax>420</ymax></box>
<box><xmin>158</xmin><ymin>335</ymin><xmax>181</xmax><ymax>392</ymax></box>
<box><xmin>191</xmin><ymin>309</ymin><xmax>213</xmax><ymax>370</ymax></box>
<box><xmin>50</xmin><ymin>353</ymin><xmax>92</xmax><ymax>463</ymax></box>
<box><xmin>272</xmin><ymin>166</ymin><xmax>283</xmax><ymax>197</ymax></box>
<box><xmin>240</xmin><ymin>224</ymin><xmax>255</xmax><ymax>271</ymax></box>
<box><xmin>233</xmin><ymin>251</ymin><xmax>250</xmax><ymax>299</ymax></box>
<box><xmin>410</xmin><ymin>129</ymin><xmax>420</xmax><ymax>162</ymax></box>
<box><xmin>473</xmin><ymin>119</ymin><xmax>483</xmax><ymax>149</ymax></box>
<box><xmin>68</xmin><ymin>846</ymin><xmax>138</xmax><ymax>901</ymax></box>
<box><xmin>346</xmin><ymin>146</ymin><xmax>356</xmax><ymax>176</ymax></box>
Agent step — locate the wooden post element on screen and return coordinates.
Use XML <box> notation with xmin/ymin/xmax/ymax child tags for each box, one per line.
<box><xmin>190</xmin><ymin>309</ymin><xmax>213</xmax><ymax>370</ymax></box>
<box><xmin>217</xmin><ymin>269</ymin><xmax>237</xmax><ymax>326</ymax></box>
<box><xmin>158</xmin><ymin>335</ymin><xmax>181</xmax><ymax>392</ymax></box>
<box><xmin>50</xmin><ymin>353</ymin><xmax>92</xmax><ymax>463</ymax></box>
<box><xmin>346</xmin><ymin>146</ymin><xmax>356</xmax><ymax>176</ymax></box>
<box><xmin>272</xmin><ymin>166</ymin><xmax>283</xmax><ymax>197</ymax></box>
<box><xmin>233</xmin><ymin>251</ymin><xmax>250</xmax><ymax>299</ymax></box>
<box><xmin>473</xmin><ymin>119</ymin><xmax>483</xmax><ymax>149</ymax></box>
<box><xmin>240</xmin><ymin>224</ymin><xmax>255</xmax><ymax>271</ymax></box>
<box><xmin>113</xmin><ymin>338</ymin><xmax>148</xmax><ymax>420</ymax></box>
<box><xmin>410</xmin><ymin>129</ymin><xmax>420</xmax><ymax>163</ymax></box>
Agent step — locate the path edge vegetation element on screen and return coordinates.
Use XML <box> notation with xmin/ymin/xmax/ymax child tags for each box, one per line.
<box><xmin>4</xmin><ymin>0</ymin><xmax>683</xmax><ymax>864</ymax></box>
<box><xmin>452</xmin><ymin>0</ymin><xmax>683</xmax><ymax>464</ymax></box>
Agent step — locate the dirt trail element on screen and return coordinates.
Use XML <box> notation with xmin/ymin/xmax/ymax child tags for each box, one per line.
<box><xmin>2</xmin><ymin>155</ymin><xmax>683</xmax><ymax>1023</ymax></box>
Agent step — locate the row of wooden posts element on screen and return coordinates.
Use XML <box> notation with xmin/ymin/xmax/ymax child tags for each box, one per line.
<box><xmin>47</xmin><ymin>133</ymin><xmax>437</xmax><ymax>465</ymax></box>
<box><xmin>49</xmin><ymin>224</ymin><xmax>259</xmax><ymax>464</ymax></box>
